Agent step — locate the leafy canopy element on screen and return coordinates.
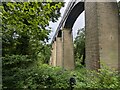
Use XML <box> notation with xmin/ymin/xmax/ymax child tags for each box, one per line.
<box><xmin>2</xmin><ymin>2</ymin><xmax>64</xmax><ymax>56</ymax></box>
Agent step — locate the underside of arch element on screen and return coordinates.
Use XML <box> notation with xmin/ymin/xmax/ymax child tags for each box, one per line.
<box><xmin>64</xmin><ymin>2</ymin><xmax>84</xmax><ymax>28</ymax></box>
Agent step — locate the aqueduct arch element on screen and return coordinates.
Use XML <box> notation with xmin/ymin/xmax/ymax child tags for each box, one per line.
<box><xmin>50</xmin><ymin>0</ymin><xmax>120</xmax><ymax>71</ymax></box>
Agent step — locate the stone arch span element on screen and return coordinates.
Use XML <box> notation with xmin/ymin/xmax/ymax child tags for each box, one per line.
<box><xmin>50</xmin><ymin>1</ymin><xmax>120</xmax><ymax>71</ymax></box>
<box><xmin>64</xmin><ymin>2</ymin><xmax>84</xmax><ymax>28</ymax></box>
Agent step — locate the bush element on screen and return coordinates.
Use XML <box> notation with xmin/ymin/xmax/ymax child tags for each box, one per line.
<box><xmin>2</xmin><ymin>55</ymin><xmax>71</xmax><ymax>89</ymax></box>
<box><xmin>15</xmin><ymin>64</ymin><xmax>72</xmax><ymax>89</ymax></box>
<box><xmin>2</xmin><ymin>55</ymin><xmax>33</xmax><ymax>89</ymax></box>
<box><xmin>2</xmin><ymin>55</ymin><xmax>120</xmax><ymax>89</ymax></box>
<box><xmin>74</xmin><ymin>67</ymin><xmax>120</xmax><ymax>89</ymax></box>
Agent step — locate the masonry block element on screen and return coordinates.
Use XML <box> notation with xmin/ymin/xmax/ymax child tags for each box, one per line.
<box><xmin>85</xmin><ymin>2</ymin><xmax>119</xmax><ymax>71</ymax></box>
<box><xmin>50</xmin><ymin>41</ymin><xmax>57</xmax><ymax>66</ymax></box>
<box><xmin>118</xmin><ymin>15</ymin><xmax>120</xmax><ymax>72</ymax></box>
<box><xmin>56</xmin><ymin>36</ymin><xmax>63</xmax><ymax>67</ymax></box>
<box><xmin>63</xmin><ymin>28</ymin><xmax>75</xmax><ymax>70</ymax></box>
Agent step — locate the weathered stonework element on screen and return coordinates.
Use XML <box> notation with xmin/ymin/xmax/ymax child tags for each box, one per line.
<box><xmin>85</xmin><ymin>2</ymin><xmax>119</xmax><ymax>70</ymax></box>
<box><xmin>118</xmin><ymin>15</ymin><xmax>120</xmax><ymax>72</ymax></box>
<box><xmin>63</xmin><ymin>28</ymin><xmax>75</xmax><ymax>70</ymax></box>
<box><xmin>56</xmin><ymin>36</ymin><xmax>63</xmax><ymax>67</ymax></box>
<box><xmin>85</xmin><ymin>2</ymin><xmax>100</xmax><ymax>70</ymax></box>
<box><xmin>98</xmin><ymin>2</ymin><xmax>119</xmax><ymax>70</ymax></box>
<box><xmin>50</xmin><ymin>41</ymin><xmax>57</xmax><ymax>66</ymax></box>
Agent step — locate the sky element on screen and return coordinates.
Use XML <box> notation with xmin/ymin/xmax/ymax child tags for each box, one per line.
<box><xmin>48</xmin><ymin>0</ymin><xmax>84</xmax><ymax>43</ymax></box>
<box><xmin>48</xmin><ymin>0</ymin><xmax>120</xmax><ymax>43</ymax></box>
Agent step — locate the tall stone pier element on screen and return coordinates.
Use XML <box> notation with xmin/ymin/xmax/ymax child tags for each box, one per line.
<box><xmin>85</xmin><ymin>1</ymin><xmax>119</xmax><ymax>70</ymax></box>
<box><xmin>63</xmin><ymin>28</ymin><xmax>75</xmax><ymax>70</ymax></box>
<box><xmin>118</xmin><ymin>13</ymin><xmax>120</xmax><ymax>72</ymax></box>
<box><xmin>50</xmin><ymin>40</ymin><xmax>57</xmax><ymax>66</ymax></box>
<box><xmin>56</xmin><ymin>30</ymin><xmax>63</xmax><ymax>67</ymax></box>
<box><xmin>50</xmin><ymin>28</ymin><xmax>75</xmax><ymax>70</ymax></box>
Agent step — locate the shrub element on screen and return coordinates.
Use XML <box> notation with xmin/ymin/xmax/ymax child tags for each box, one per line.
<box><xmin>2</xmin><ymin>55</ymin><xmax>71</xmax><ymax>89</ymax></box>
<box><xmin>74</xmin><ymin>67</ymin><xmax>120</xmax><ymax>89</ymax></box>
<box><xmin>2</xmin><ymin>55</ymin><xmax>120</xmax><ymax>89</ymax></box>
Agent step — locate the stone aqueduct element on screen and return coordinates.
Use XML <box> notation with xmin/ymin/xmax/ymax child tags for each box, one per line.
<box><xmin>49</xmin><ymin>0</ymin><xmax>120</xmax><ymax>71</ymax></box>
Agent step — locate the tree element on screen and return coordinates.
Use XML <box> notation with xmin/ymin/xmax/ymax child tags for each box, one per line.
<box><xmin>74</xmin><ymin>28</ymin><xmax>85</xmax><ymax>66</ymax></box>
<box><xmin>2</xmin><ymin>2</ymin><xmax>64</xmax><ymax>89</ymax></box>
<box><xmin>2</xmin><ymin>2</ymin><xmax>64</xmax><ymax>58</ymax></box>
